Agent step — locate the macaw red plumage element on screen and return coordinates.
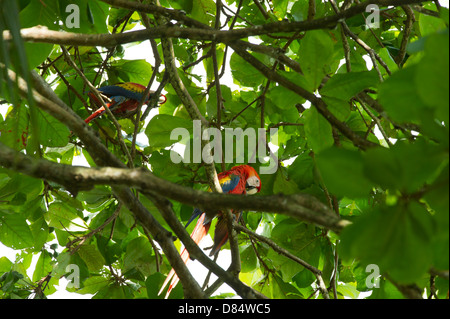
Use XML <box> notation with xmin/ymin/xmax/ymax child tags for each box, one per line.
<box><xmin>85</xmin><ymin>82</ymin><xmax>167</xmax><ymax>123</ymax></box>
<box><xmin>158</xmin><ymin>165</ymin><xmax>261</xmax><ymax>298</ymax></box>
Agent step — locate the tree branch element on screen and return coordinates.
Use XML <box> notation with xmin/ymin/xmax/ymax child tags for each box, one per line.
<box><xmin>4</xmin><ymin>1</ymin><xmax>426</xmax><ymax>47</ymax></box>
<box><xmin>0</xmin><ymin>142</ymin><xmax>348</xmax><ymax>234</ymax></box>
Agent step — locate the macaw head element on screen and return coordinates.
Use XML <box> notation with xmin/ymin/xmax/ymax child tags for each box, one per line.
<box><xmin>240</xmin><ymin>165</ymin><xmax>261</xmax><ymax>195</ymax></box>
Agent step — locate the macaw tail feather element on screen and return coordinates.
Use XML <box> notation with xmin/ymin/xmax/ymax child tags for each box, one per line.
<box><xmin>84</xmin><ymin>107</ymin><xmax>106</xmax><ymax>123</ymax></box>
<box><xmin>159</xmin><ymin>212</ymin><xmax>210</xmax><ymax>298</ymax></box>
<box><xmin>208</xmin><ymin>212</ymin><xmax>242</xmax><ymax>257</ymax></box>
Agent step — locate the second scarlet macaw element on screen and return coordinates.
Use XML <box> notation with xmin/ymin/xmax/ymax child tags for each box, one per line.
<box><xmin>159</xmin><ymin>164</ymin><xmax>261</xmax><ymax>298</ymax></box>
<box><xmin>85</xmin><ymin>82</ymin><xmax>167</xmax><ymax>123</ymax></box>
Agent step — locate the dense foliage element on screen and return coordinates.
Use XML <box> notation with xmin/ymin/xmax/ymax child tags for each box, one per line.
<box><xmin>0</xmin><ymin>0</ymin><xmax>448</xmax><ymax>299</ymax></box>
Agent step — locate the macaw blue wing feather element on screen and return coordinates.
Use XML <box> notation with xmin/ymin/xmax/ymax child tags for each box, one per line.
<box><xmin>98</xmin><ymin>85</ymin><xmax>145</xmax><ymax>101</ymax></box>
<box><xmin>219</xmin><ymin>174</ymin><xmax>240</xmax><ymax>194</ymax></box>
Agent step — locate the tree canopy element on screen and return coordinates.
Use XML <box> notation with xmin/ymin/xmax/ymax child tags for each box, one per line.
<box><xmin>0</xmin><ymin>0</ymin><xmax>448</xmax><ymax>299</ymax></box>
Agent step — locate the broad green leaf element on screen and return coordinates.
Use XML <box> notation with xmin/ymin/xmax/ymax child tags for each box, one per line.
<box><xmin>35</xmin><ymin>108</ymin><xmax>69</xmax><ymax>147</ymax></box>
<box><xmin>146</xmin><ymin>114</ymin><xmax>194</xmax><ymax>149</ymax></box>
<box><xmin>110</xmin><ymin>59</ymin><xmax>154</xmax><ymax>84</ymax></box>
<box><xmin>273</xmin><ymin>0</ymin><xmax>289</xmax><ymax>19</ymax></box>
<box><xmin>315</xmin><ymin>146</ymin><xmax>373</xmax><ymax>198</ymax></box>
<box><xmin>96</xmin><ymin>236</ymin><xmax>122</xmax><ymax>266</ymax></box>
<box><xmin>45</xmin><ymin>202</ymin><xmax>87</xmax><ymax>232</ymax></box>
<box><xmin>230</xmin><ymin>52</ymin><xmax>265</xmax><ymax>88</ymax></box>
<box><xmin>268</xmin><ymin>219</ymin><xmax>317</xmax><ymax>281</ymax></box>
<box><xmin>321</xmin><ymin>70</ymin><xmax>379</xmax><ymax>101</ymax></box>
<box><xmin>363</xmin><ymin>139</ymin><xmax>448</xmax><ymax>193</ymax></box>
<box><xmin>0</xmin><ymin>213</ymin><xmax>34</xmax><ymax>249</ymax></box>
<box><xmin>191</xmin><ymin>0</ymin><xmax>216</xmax><ymax>25</ymax></box>
<box><xmin>273</xmin><ymin>169</ymin><xmax>301</xmax><ymax>195</ymax></box>
<box><xmin>18</xmin><ymin>0</ymin><xmax>55</xmax><ymax>69</ymax></box>
<box><xmin>368</xmin><ymin>278</ymin><xmax>404</xmax><ymax>299</ymax></box>
<box><xmin>288</xmin><ymin>153</ymin><xmax>314</xmax><ymax>190</ymax></box>
<box><xmin>123</xmin><ymin>237</ymin><xmax>155</xmax><ymax>278</ymax></box>
<box><xmin>76</xmin><ymin>276</ymin><xmax>109</xmax><ymax>295</ymax></box>
<box><xmin>322</xmin><ymin>97</ymin><xmax>351</xmax><ymax>122</ymax></box>
<box><xmin>145</xmin><ymin>273</ymin><xmax>166</xmax><ymax>299</ymax></box>
<box><xmin>299</xmin><ymin>30</ymin><xmax>334</xmax><ymax>90</ymax></box>
<box><xmin>419</xmin><ymin>12</ymin><xmax>447</xmax><ymax>36</ymax></box>
<box><xmin>340</xmin><ymin>202</ymin><xmax>435</xmax><ymax>283</ymax></box>
<box><xmin>59</xmin><ymin>0</ymin><xmax>108</xmax><ymax>34</ymax></box>
<box><xmin>267</xmin><ymin>85</ymin><xmax>305</xmax><ymax>110</ymax></box>
<box><xmin>303</xmin><ymin>107</ymin><xmax>333</xmax><ymax>154</ymax></box>
<box><xmin>378</xmin><ymin>64</ymin><xmax>429</xmax><ymax>124</ymax></box>
<box><xmin>0</xmin><ymin>105</ymin><xmax>29</xmax><ymax>150</ymax></box>
<box><xmin>240</xmin><ymin>244</ymin><xmax>258</xmax><ymax>273</ymax></box>
<box><xmin>77</xmin><ymin>244</ymin><xmax>105</xmax><ymax>272</ymax></box>
<box><xmin>0</xmin><ymin>256</ymin><xmax>13</xmax><ymax>273</ymax></box>
<box><xmin>29</xmin><ymin>217</ymin><xmax>49</xmax><ymax>252</ymax></box>
<box><xmin>32</xmin><ymin>250</ymin><xmax>53</xmax><ymax>282</ymax></box>
<box><xmin>415</xmin><ymin>33</ymin><xmax>449</xmax><ymax>123</ymax></box>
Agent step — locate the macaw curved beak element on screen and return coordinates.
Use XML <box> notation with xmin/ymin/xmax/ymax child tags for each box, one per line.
<box><xmin>159</xmin><ymin>94</ymin><xmax>167</xmax><ymax>104</ymax></box>
<box><xmin>245</xmin><ymin>175</ymin><xmax>261</xmax><ymax>195</ymax></box>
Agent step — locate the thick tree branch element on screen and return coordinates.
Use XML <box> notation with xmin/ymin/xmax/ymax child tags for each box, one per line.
<box><xmin>4</xmin><ymin>1</ymin><xmax>426</xmax><ymax>47</ymax></box>
<box><xmin>0</xmin><ymin>143</ymin><xmax>348</xmax><ymax>234</ymax></box>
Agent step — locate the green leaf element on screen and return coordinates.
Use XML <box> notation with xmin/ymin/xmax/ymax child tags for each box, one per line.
<box><xmin>299</xmin><ymin>30</ymin><xmax>334</xmax><ymax>90</ymax></box>
<box><xmin>35</xmin><ymin>108</ymin><xmax>69</xmax><ymax>147</ymax></box>
<box><xmin>110</xmin><ymin>59</ymin><xmax>154</xmax><ymax>84</ymax></box>
<box><xmin>77</xmin><ymin>244</ymin><xmax>105</xmax><ymax>272</ymax></box>
<box><xmin>273</xmin><ymin>0</ymin><xmax>289</xmax><ymax>19</ymax></box>
<box><xmin>191</xmin><ymin>0</ymin><xmax>216</xmax><ymax>25</ymax></box>
<box><xmin>0</xmin><ymin>213</ymin><xmax>34</xmax><ymax>249</ymax></box>
<box><xmin>267</xmin><ymin>85</ymin><xmax>305</xmax><ymax>110</ymax></box>
<box><xmin>45</xmin><ymin>202</ymin><xmax>87</xmax><ymax>232</ymax></box>
<box><xmin>76</xmin><ymin>276</ymin><xmax>109</xmax><ymax>295</ymax></box>
<box><xmin>363</xmin><ymin>139</ymin><xmax>448</xmax><ymax>193</ymax></box>
<box><xmin>340</xmin><ymin>202</ymin><xmax>435</xmax><ymax>283</ymax></box>
<box><xmin>273</xmin><ymin>169</ymin><xmax>301</xmax><ymax>195</ymax></box>
<box><xmin>18</xmin><ymin>0</ymin><xmax>55</xmax><ymax>69</ymax></box>
<box><xmin>0</xmin><ymin>105</ymin><xmax>29</xmax><ymax>150</ymax></box>
<box><xmin>315</xmin><ymin>146</ymin><xmax>374</xmax><ymax>198</ymax></box>
<box><xmin>145</xmin><ymin>273</ymin><xmax>166</xmax><ymax>299</ymax></box>
<box><xmin>32</xmin><ymin>250</ymin><xmax>53</xmax><ymax>282</ymax></box>
<box><xmin>419</xmin><ymin>12</ymin><xmax>447</xmax><ymax>37</ymax></box>
<box><xmin>378</xmin><ymin>64</ymin><xmax>429</xmax><ymax>124</ymax></box>
<box><xmin>240</xmin><ymin>244</ymin><xmax>257</xmax><ymax>273</ymax></box>
<box><xmin>122</xmin><ymin>237</ymin><xmax>155</xmax><ymax>278</ymax></box>
<box><xmin>321</xmin><ymin>70</ymin><xmax>379</xmax><ymax>101</ymax></box>
<box><xmin>287</xmin><ymin>153</ymin><xmax>314</xmax><ymax>190</ymax></box>
<box><xmin>230</xmin><ymin>52</ymin><xmax>266</xmax><ymax>88</ymax></box>
<box><xmin>29</xmin><ymin>217</ymin><xmax>48</xmax><ymax>252</ymax></box>
<box><xmin>415</xmin><ymin>33</ymin><xmax>449</xmax><ymax>123</ymax></box>
<box><xmin>368</xmin><ymin>278</ymin><xmax>404</xmax><ymax>299</ymax></box>
<box><xmin>303</xmin><ymin>107</ymin><xmax>333</xmax><ymax>153</ymax></box>
<box><xmin>268</xmin><ymin>219</ymin><xmax>316</xmax><ymax>281</ymax></box>
<box><xmin>145</xmin><ymin>114</ymin><xmax>194</xmax><ymax>149</ymax></box>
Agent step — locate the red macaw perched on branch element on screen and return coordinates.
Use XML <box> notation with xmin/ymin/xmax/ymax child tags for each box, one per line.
<box><xmin>85</xmin><ymin>82</ymin><xmax>167</xmax><ymax>123</ymax></box>
<box><xmin>159</xmin><ymin>165</ymin><xmax>261</xmax><ymax>298</ymax></box>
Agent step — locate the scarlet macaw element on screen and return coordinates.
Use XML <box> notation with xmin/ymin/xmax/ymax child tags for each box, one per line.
<box><xmin>85</xmin><ymin>82</ymin><xmax>167</xmax><ymax>123</ymax></box>
<box><xmin>159</xmin><ymin>164</ymin><xmax>261</xmax><ymax>298</ymax></box>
